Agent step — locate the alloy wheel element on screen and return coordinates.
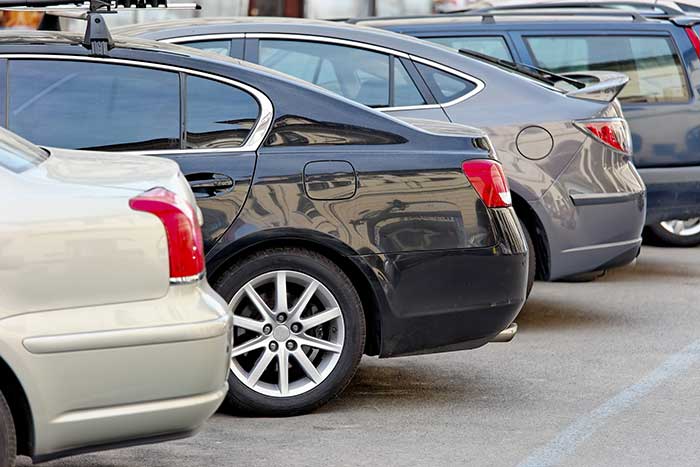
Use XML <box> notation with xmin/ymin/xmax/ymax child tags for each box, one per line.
<box><xmin>659</xmin><ymin>218</ymin><xmax>700</xmax><ymax>237</ymax></box>
<box><xmin>229</xmin><ymin>270</ymin><xmax>345</xmax><ymax>398</ymax></box>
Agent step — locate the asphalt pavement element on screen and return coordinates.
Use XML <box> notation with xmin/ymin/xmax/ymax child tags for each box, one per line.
<box><xmin>20</xmin><ymin>245</ymin><xmax>700</xmax><ymax>467</ymax></box>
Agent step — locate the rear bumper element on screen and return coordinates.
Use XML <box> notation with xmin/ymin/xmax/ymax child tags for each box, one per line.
<box><xmin>637</xmin><ymin>166</ymin><xmax>700</xmax><ymax>224</ymax></box>
<box><xmin>355</xmin><ymin>207</ymin><xmax>528</xmax><ymax>358</ymax></box>
<box><xmin>533</xmin><ymin>185</ymin><xmax>646</xmax><ymax>280</ymax></box>
<box><xmin>0</xmin><ymin>281</ymin><xmax>232</xmax><ymax>460</ymax></box>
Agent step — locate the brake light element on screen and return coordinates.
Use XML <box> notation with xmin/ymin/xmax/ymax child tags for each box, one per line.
<box><xmin>129</xmin><ymin>187</ymin><xmax>205</xmax><ymax>283</ymax></box>
<box><xmin>573</xmin><ymin>118</ymin><xmax>632</xmax><ymax>155</ymax></box>
<box><xmin>686</xmin><ymin>27</ymin><xmax>700</xmax><ymax>59</ymax></box>
<box><xmin>461</xmin><ymin>159</ymin><xmax>512</xmax><ymax>208</ymax></box>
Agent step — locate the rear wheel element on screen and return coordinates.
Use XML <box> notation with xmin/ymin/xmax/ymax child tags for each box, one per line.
<box><xmin>646</xmin><ymin>218</ymin><xmax>700</xmax><ymax>247</ymax></box>
<box><xmin>0</xmin><ymin>390</ymin><xmax>16</xmax><ymax>467</ymax></box>
<box><xmin>214</xmin><ymin>248</ymin><xmax>365</xmax><ymax>416</ymax></box>
<box><xmin>519</xmin><ymin>220</ymin><xmax>536</xmax><ymax>298</ymax></box>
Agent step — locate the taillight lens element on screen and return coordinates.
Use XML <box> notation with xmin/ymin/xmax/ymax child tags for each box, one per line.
<box><xmin>686</xmin><ymin>27</ymin><xmax>700</xmax><ymax>59</ymax></box>
<box><xmin>574</xmin><ymin>118</ymin><xmax>632</xmax><ymax>155</ymax></box>
<box><xmin>461</xmin><ymin>159</ymin><xmax>512</xmax><ymax>208</ymax></box>
<box><xmin>129</xmin><ymin>187</ymin><xmax>205</xmax><ymax>283</ymax></box>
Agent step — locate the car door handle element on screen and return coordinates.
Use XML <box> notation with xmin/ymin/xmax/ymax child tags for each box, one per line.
<box><xmin>186</xmin><ymin>173</ymin><xmax>235</xmax><ymax>198</ymax></box>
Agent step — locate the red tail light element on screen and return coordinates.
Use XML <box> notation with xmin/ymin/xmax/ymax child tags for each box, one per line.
<box><xmin>686</xmin><ymin>27</ymin><xmax>700</xmax><ymax>59</ymax></box>
<box><xmin>129</xmin><ymin>187</ymin><xmax>205</xmax><ymax>283</ymax></box>
<box><xmin>574</xmin><ymin>118</ymin><xmax>632</xmax><ymax>155</ymax></box>
<box><xmin>461</xmin><ymin>159</ymin><xmax>512</xmax><ymax>208</ymax></box>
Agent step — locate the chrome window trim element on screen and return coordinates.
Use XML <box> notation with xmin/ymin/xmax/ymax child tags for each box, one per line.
<box><xmin>245</xmin><ymin>33</ymin><xmax>484</xmax><ymax>109</ymax></box>
<box><xmin>0</xmin><ymin>53</ymin><xmax>274</xmax><ymax>154</ymax></box>
<box><xmin>409</xmin><ymin>55</ymin><xmax>485</xmax><ymax>108</ymax></box>
<box><xmin>156</xmin><ymin>32</ymin><xmax>485</xmax><ymax>110</ymax></box>
<box><xmin>162</xmin><ymin>33</ymin><xmax>245</xmax><ymax>43</ymax></box>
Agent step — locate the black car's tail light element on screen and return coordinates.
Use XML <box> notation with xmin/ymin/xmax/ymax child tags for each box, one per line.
<box><xmin>573</xmin><ymin>118</ymin><xmax>632</xmax><ymax>156</ymax></box>
<box><xmin>462</xmin><ymin>159</ymin><xmax>512</xmax><ymax>208</ymax></box>
<box><xmin>129</xmin><ymin>187</ymin><xmax>205</xmax><ymax>283</ymax></box>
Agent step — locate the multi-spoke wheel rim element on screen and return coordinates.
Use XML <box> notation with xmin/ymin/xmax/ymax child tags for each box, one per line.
<box><xmin>229</xmin><ymin>270</ymin><xmax>345</xmax><ymax>398</ymax></box>
<box><xmin>660</xmin><ymin>218</ymin><xmax>700</xmax><ymax>237</ymax></box>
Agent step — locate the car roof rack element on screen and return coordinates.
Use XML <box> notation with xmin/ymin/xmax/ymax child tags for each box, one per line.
<box><xmin>347</xmin><ymin>7</ymin><xmax>655</xmax><ymax>25</ymax></box>
<box><xmin>0</xmin><ymin>1</ymin><xmax>200</xmax><ymax>56</ymax></box>
<box><xmin>462</xmin><ymin>1</ymin><xmax>686</xmax><ymax>17</ymax></box>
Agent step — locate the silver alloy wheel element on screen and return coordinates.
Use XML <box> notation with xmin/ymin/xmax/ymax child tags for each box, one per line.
<box><xmin>659</xmin><ymin>218</ymin><xmax>700</xmax><ymax>237</ymax></box>
<box><xmin>229</xmin><ymin>270</ymin><xmax>345</xmax><ymax>398</ymax></box>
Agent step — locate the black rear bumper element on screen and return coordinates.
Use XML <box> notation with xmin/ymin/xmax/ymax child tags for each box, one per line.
<box><xmin>354</xmin><ymin>207</ymin><xmax>528</xmax><ymax>358</ymax></box>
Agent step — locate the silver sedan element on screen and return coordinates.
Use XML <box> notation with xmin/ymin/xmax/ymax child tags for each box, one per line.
<box><xmin>0</xmin><ymin>129</ymin><xmax>232</xmax><ymax>466</ymax></box>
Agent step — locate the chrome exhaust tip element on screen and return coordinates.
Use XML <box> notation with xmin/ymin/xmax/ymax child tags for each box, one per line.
<box><xmin>491</xmin><ymin>323</ymin><xmax>518</xmax><ymax>343</ymax></box>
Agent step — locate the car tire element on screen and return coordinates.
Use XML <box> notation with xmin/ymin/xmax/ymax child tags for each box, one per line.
<box><xmin>520</xmin><ymin>220</ymin><xmax>536</xmax><ymax>298</ymax></box>
<box><xmin>645</xmin><ymin>219</ymin><xmax>700</xmax><ymax>247</ymax></box>
<box><xmin>214</xmin><ymin>247</ymin><xmax>366</xmax><ymax>417</ymax></box>
<box><xmin>0</xmin><ymin>390</ymin><xmax>16</xmax><ymax>467</ymax></box>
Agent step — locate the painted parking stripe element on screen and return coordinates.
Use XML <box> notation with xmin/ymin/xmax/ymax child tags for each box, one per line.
<box><xmin>518</xmin><ymin>339</ymin><xmax>700</xmax><ymax>467</ymax></box>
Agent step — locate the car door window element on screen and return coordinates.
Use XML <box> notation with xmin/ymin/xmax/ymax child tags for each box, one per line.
<box><xmin>393</xmin><ymin>59</ymin><xmax>426</xmax><ymax>107</ymax></box>
<box><xmin>183</xmin><ymin>39</ymin><xmax>231</xmax><ymax>56</ymax></box>
<box><xmin>8</xmin><ymin>60</ymin><xmax>180</xmax><ymax>151</ymax></box>
<box><xmin>414</xmin><ymin>62</ymin><xmax>477</xmax><ymax>104</ymax></box>
<box><xmin>259</xmin><ymin>39</ymin><xmax>392</xmax><ymax>107</ymax></box>
<box><xmin>185</xmin><ymin>75</ymin><xmax>260</xmax><ymax>149</ymax></box>
<box><xmin>425</xmin><ymin>36</ymin><xmax>513</xmax><ymax>61</ymax></box>
<box><xmin>525</xmin><ymin>35</ymin><xmax>690</xmax><ymax>104</ymax></box>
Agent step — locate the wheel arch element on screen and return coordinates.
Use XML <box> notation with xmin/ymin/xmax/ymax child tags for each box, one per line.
<box><xmin>511</xmin><ymin>191</ymin><xmax>551</xmax><ymax>280</ymax></box>
<box><xmin>0</xmin><ymin>356</ymin><xmax>34</xmax><ymax>458</ymax></box>
<box><xmin>207</xmin><ymin>230</ymin><xmax>385</xmax><ymax>356</ymax></box>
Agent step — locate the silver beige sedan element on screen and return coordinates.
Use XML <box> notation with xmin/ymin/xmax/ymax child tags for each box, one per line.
<box><xmin>0</xmin><ymin>129</ymin><xmax>232</xmax><ymax>466</ymax></box>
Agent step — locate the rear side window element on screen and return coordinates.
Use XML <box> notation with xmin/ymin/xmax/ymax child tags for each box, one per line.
<box><xmin>185</xmin><ymin>76</ymin><xmax>260</xmax><ymax>149</ymax></box>
<box><xmin>183</xmin><ymin>39</ymin><xmax>231</xmax><ymax>56</ymax></box>
<box><xmin>258</xmin><ymin>39</ymin><xmax>424</xmax><ymax>108</ymax></box>
<box><xmin>525</xmin><ymin>35</ymin><xmax>690</xmax><ymax>104</ymax></box>
<box><xmin>425</xmin><ymin>36</ymin><xmax>513</xmax><ymax>61</ymax></box>
<box><xmin>8</xmin><ymin>60</ymin><xmax>180</xmax><ymax>151</ymax></box>
<box><xmin>415</xmin><ymin>62</ymin><xmax>477</xmax><ymax>104</ymax></box>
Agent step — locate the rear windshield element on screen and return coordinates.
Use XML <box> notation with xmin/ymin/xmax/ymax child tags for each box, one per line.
<box><xmin>525</xmin><ymin>35</ymin><xmax>690</xmax><ymax>104</ymax></box>
<box><xmin>0</xmin><ymin>128</ymin><xmax>48</xmax><ymax>173</ymax></box>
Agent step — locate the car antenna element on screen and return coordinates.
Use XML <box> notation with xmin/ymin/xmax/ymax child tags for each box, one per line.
<box><xmin>0</xmin><ymin>1</ymin><xmax>201</xmax><ymax>56</ymax></box>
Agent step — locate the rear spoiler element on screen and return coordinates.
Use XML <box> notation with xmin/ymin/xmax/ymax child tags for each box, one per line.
<box><xmin>560</xmin><ymin>71</ymin><xmax>629</xmax><ymax>103</ymax></box>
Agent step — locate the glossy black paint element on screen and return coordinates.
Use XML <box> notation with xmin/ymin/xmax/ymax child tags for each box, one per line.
<box><xmin>0</xmin><ymin>33</ymin><xmax>527</xmax><ymax>357</ymax></box>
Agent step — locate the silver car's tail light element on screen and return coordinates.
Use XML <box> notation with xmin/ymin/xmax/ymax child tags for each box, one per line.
<box><xmin>129</xmin><ymin>187</ymin><xmax>205</xmax><ymax>284</ymax></box>
<box><xmin>573</xmin><ymin>118</ymin><xmax>632</xmax><ymax>156</ymax></box>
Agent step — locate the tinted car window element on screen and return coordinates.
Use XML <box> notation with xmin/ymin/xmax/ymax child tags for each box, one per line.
<box><xmin>0</xmin><ymin>128</ymin><xmax>48</xmax><ymax>173</ymax></box>
<box><xmin>185</xmin><ymin>75</ymin><xmax>260</xmax><ymax>149</ymax></box>
<box><xmin>183</xmin><ymin>39</ymin><xmax>231</xmax><ymax>56</ymax></box>
<box><xmin>415</xmin><ymin>62</ymin><xmax>477</xmax><ymax>104</ymax></box>
<box><xmin>426</xmin><ymin>36</ymin><xmax>513</xmax><ymax>61</ymax></box>
<box><xmin>8</xmin><ymin>60</ymin><xmax>180</xmax><ymax>151</ymax></box>
<box><xmin>393</xmin><ymin>59</ymin><xmax>425</xmax><ymax>107</ymax></box>
<box><xmin>259</xmin><ymin>40</ymin><xmax>391</xmax><ymax>107</ymax></box>
<box><xmin>525</xmin><ymin>35</ymin><xmax>690</xmax><ymax>104</ymax></box>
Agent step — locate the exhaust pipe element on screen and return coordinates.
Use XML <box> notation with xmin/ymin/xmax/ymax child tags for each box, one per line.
<box><xmin>491</xmin><ymin>323</ymin><xmax>518</xmax><ymax>343</ymax></box>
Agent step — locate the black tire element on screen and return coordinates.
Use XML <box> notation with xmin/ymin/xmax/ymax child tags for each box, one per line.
<box><xmin>0</xmin><ymin>390</ymin><xmax>16</xmax><ymax>467</ymax></box>
<box><xmin>214</xmin><ymin>247</ymin><xmax>365</xmax><ymax>417</ymax></box>
<box><xmin>520</xmin><ymin>220</ymin><xmax>536</xmax><ymax>298</ymax></box>
<box><xmin>645</xmin><ymin>220</ymin><xmax>700</xmax><ymax>247</ymax></box>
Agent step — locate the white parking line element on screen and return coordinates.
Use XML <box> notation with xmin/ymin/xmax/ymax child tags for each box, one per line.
<box><xmin>517</xmin><ymin>339</ymin><xmax>700</xmax><ymax>467</ymax></box>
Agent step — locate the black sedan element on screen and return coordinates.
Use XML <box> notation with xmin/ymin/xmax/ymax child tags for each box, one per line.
<box><xmin>0</xmin><ymin>30</ymin><xmax>528</xmax><ymax>415</ymax></box>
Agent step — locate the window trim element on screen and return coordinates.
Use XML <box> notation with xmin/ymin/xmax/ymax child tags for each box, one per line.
<box><xmin>0</xmin><ymin>53</ymin><xmax>274</xmax><ymax>154</ymax></box>
<box><xmin>521</xmin><ymin>32</ymin><xmax>693</xmax><ymax>105</ymax></box>
<box><xmin>164</xmin><ymin>32</ymin><xmax>485</xmax><ymax>111</ymax></box>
